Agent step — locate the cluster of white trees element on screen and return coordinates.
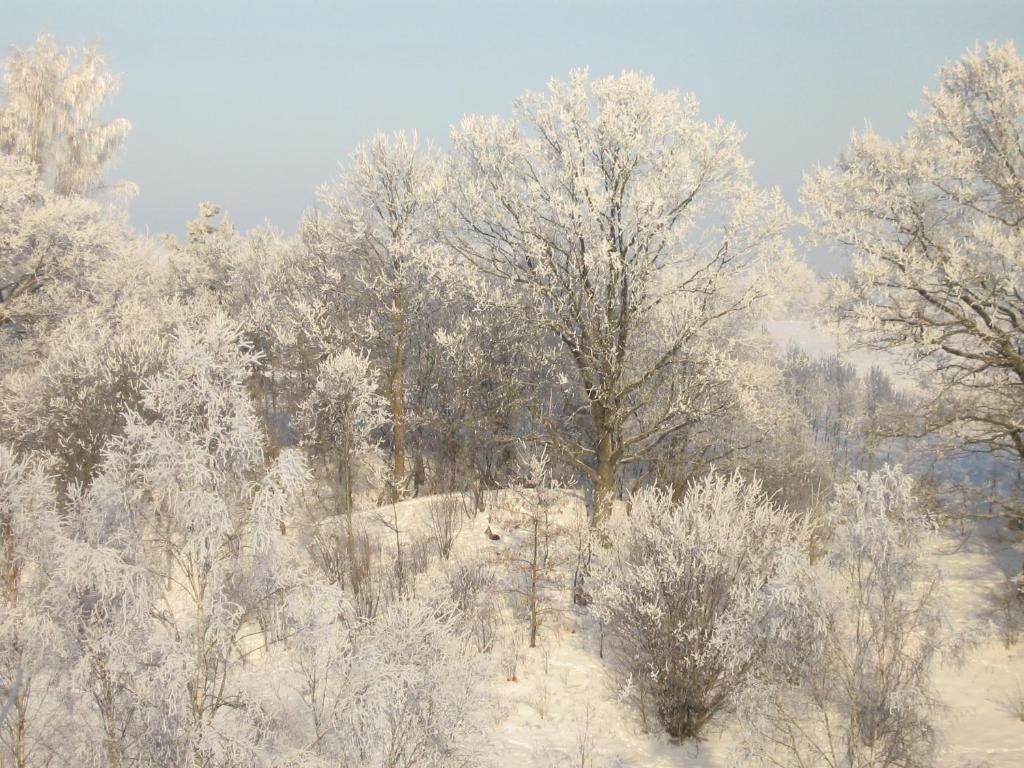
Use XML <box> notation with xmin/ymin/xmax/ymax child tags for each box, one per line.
<box><xmin>0</xmin><ymin>35</ymin><xmax>491</xmax><ymax>768</ymax></box>
<box><xmin>0</xmin><ymin>30</ymin><xmax>1021</xmax><ymax>767</ymax></box>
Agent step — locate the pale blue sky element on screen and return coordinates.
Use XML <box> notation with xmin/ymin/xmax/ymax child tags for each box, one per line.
<box><xmin>5</xmin><ymin>1</ymin><xmax>1023</xmax><ymax>273</ymax></box>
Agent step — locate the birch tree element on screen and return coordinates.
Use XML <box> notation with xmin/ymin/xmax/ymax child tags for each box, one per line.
<box><xmin>0</xmin><ymin>33</ymin><xmax>131</xmax><ymax>197</ymax></box>
<box><xmin>337</xmin><ymin>599</ymin><xmax>492</xmax><ymax>768</ymax></box>
<box><xmin>1</xmin><ymin>301</ymin><xmax>168</xmax><ymax>496</ymax></box>
<box><xmin>63</xmin><ymin>312</ymin><xmax>309</xmax><ymax>767</ymax></box>
<box><xmin>447</xmin><ymin>70</ymin><xmax>799</xmax><ymax>522</ymax></box>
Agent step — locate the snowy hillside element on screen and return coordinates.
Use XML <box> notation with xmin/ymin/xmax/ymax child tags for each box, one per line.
<box><xmin>348</xmin><ymin>490</ymin><xmax>1024</xmax><ymax>768</ymax></box>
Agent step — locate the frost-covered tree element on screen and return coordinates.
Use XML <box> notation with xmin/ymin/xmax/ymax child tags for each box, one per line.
<box><xmin>447</xmin><ymin>70</ymin><xmax>803</xmax><ymax>522</ymax></box>
<box><xmin>779</xmin><ymin>345</ymin><xmax>912</xmax><ymax>479</ymax></box>
<box><xmin>279</xmin><ymin>580</ymin><xmax>353</xmax><ymax>763</ymax></box>
<box><xmin>0</xmin><ymin>445</ymin><xmax>70</xmax><ymax>768</ymax></box>
<box><xmin>164</xmin><ymin>203</ymin><xmax>243</xmax><ymax>300</ymax></box>
<box><xmin>310</xmin><ymin>132</ymin><xmax>443</xmax><ymax>500</ymax></box>
<box><xmin>419</xmin><ymin>281</ymin><xmax>546</xmax><ymax>496</ymax></box>
<box><xmin>281</xmin><ymin>596</ymin><xmax>491</xmax><ymax>768</ymax></box>
<box><xmin>162</xmin><ymin>207</ymin><xmax>316</xmax><ymax>452</ymax></box>
<box><xmin>591</xmin><ymin>471</ymin><xmax>812</xmax><ymax>739</ymax></box>
<box><xmin>0</xmin><ymin>33</ymin><xmax>131</xmax><ymax>197</ymax></box>
<box><xmin>501</xmin><ymin>445</ymin><xmax>565</xmax><ymax>648</ymax></box>
<box><xmin>238</xmin><ymin>221</ymin><xmax>360</xmax><ymax>458</ymax></box>
<box><xmin>223</xmin><ymin>226</ymin><xmax>301</xmax><ymax>451</ymax></box>
<box><xmin>339</xmin><ymin>599</ymin><xmax>492</xmax><ymax>768</ymax></box>
<box><xmin>644</xmin><ymin>343</ymin><xmax>825</xmax><ymax>512</ymax></box>
<box><xmin>730</xmin><ymin>466</ymin><xmax>958</xmax><ymax>768</ymax></box>
<box><xmin>1</xmin><ymin>300</ymin><xmax>168</xmax><ymax>495</ymax></box>
<box><xmin>298</xmin><ymin>350</ymin><xmax>388</xmax><ymax>593</ymax></box>
<box><xmin>805</xmin><ymin>42</ymin><xmax>1024</xmax><ymax>516</ymax></box>
<box><xmin>61</xmin><ymin>312</ymin><xmax>309</xmax><ymax>767</ymax></box>
<box><xmin>0</xmin><ymin>155</ymin><xmax>130</xmax><ymax>342</ymax></box>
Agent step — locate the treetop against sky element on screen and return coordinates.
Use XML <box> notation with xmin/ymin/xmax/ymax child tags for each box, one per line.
<box><xmin>4</xmin><ymin>0</ymin><xmax>1023</xmax><ymax>275</ymax></box>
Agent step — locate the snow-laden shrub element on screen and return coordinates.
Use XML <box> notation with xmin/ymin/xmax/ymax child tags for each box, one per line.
<box><xmin>730</xmin><ymin>465</ymin><xmax>960</xmax><ymax>768</ymax></box>
<box><xmin>425</xmin><ymin>495</ymin><xmax>463</xmax><ymax>560</ymax></box>
<box><xmin>592</xmin><ymin>470</ymin><xmax>812</xmax><ymax>739</ymax></box>
<box><xmin>341</xmin><ymin>599</ymin><xmax>492</xmax><ymax>767</ymax></box>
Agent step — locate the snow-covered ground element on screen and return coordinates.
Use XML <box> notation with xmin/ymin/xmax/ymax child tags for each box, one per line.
<box><xmin>357</xmin><ymin>489</ymin><xmax>1024</xmax><ymax>767</ymax></box>
<box><xmin>933</xmin><ymin>523</ymin><xmax>1024</xmax><ymax>768</ymax></box>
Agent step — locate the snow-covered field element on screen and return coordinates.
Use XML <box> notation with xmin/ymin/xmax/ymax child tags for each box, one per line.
<box><xmin>361</xmin><ymin>491</ymin><xmax>1024</xmax><ymax>768</ymax></box>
